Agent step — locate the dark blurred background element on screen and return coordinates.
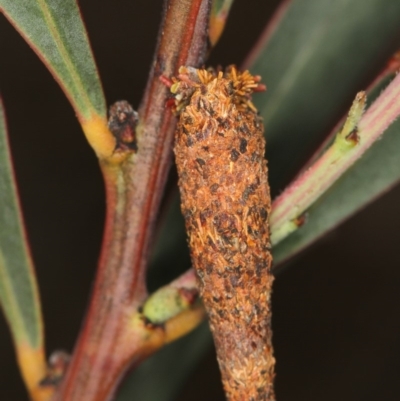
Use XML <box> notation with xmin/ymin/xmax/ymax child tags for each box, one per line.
<box><xmin>1</xmin><ymin>0</ymin><xmax>400</xmax><ymax>400</ymax></box>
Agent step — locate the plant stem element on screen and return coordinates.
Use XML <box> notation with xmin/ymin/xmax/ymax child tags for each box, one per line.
<box><xmin>270</xmin><ymin>71</ymin><xmax>400</xmax><ymax>245</ymax></box>
<box><xmin>53</xmin><ymin>1</ymin><xmax>211</xmax><ymax>400</ymax></box>
<box><xmin>300</xmin><ymin>51</ymin><xmax>400</xmax><ymax>172</ymax></box>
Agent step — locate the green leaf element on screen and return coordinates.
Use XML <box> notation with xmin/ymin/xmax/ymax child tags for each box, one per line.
<box><xmin>0</xmin><ymin>99</ymin><xmax>43</xmax><ymax>349</ymax></box>
<box><xmin>247</xmin><ymin>0</ymin><xmax>400</xmax><ymax>193</ymax></box>
<box><xmin>0</xmin><ymin>0</ymin><xmax>106</xmax><ymax>120</ymax></box>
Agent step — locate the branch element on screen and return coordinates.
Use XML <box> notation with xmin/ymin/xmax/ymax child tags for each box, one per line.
<box><xmin>270</xmin><ymin>71</ymin><xmax>400</xmax><ymax>245</ymax></box>
<box><xmin>54</xmin><ymin>1</ymin><xmax>211</xmax><ymax>400</ymax></box>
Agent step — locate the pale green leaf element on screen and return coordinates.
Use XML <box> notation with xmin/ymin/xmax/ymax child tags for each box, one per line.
<box><xmin>0</xmin><ymin>0</ymin><xmax>106</xmax><ymax>120</ymax></box>
<box><xmin>0</xmin><ymin>99</ymin><xmax>43</xmax><ymax>348</ymax></box>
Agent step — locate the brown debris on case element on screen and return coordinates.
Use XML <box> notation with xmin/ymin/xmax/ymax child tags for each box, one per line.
<box><xmin>172</xmin><ymin>66</ymin><xmax>275</xmax><ymax>401</ymax></box>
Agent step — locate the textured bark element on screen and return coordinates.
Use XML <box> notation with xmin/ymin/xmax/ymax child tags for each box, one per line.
<box><xmin>172</xmin><ymin>67</ymin><xmax>275</xmax><ymax>401</ymax></box>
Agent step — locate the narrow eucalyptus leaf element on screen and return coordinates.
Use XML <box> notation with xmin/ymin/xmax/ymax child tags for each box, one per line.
<box><xmin>0</xmin><ymin>0</ymin><xmax>106</xmax><ymax>119</ymax></box>
<box><xmin>0</xmin><ymin>99</ymin><xmax>43</xmax><ymax>348</ymax></box>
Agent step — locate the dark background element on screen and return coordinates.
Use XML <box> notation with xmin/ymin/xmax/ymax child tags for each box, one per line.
<box><xmin>1</xmin><ymin>0</ymin><xmax>400</xmax><ymax>400</ymax></box>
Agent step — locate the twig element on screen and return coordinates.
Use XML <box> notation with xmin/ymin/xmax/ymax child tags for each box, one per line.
<box><xmin>54</xmin><ymin>1</ymin><xmax>211</xmax><ymax>400</ymax></box>
<box><xmin>270</xmin><ymin>71</ymin><xmax>400</xmax><ymax>245</ymax></box>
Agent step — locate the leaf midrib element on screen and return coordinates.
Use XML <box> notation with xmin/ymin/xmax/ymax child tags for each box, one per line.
<box><xmin>36</xmin><ymin>0</ymin><xmax>94</xmax><ymax>118</ymax></box>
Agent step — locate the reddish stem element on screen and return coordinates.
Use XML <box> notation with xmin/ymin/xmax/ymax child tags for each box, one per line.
<box><xmin>299</xmin><ymin>51</ymin><xmax>400</xmax><ymax>173</ymax></box>
<box><xmin>53</xmin><ymin>1</ymin><xmax>211</xmax><ymax>400</ymax></box>
<box><xmin>270</xmin><ymin>72</ymin><xmax>400</xmax><ymax>245</ymax></box>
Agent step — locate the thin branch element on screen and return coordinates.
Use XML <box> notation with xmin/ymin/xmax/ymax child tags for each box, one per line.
<box><xmin>54</xmin><ymin>1</ymin><xmax>211</xmax><ymax>400</ymax></box>
<box><xmin>270</xmin><ymin>72</ymin><xmax>400</xmax><ymax>245</ymax></box>
<box><xmin>300</xmin><ymin>51</ymin><xmax>400</xmax><ymax>172</ymax></box>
